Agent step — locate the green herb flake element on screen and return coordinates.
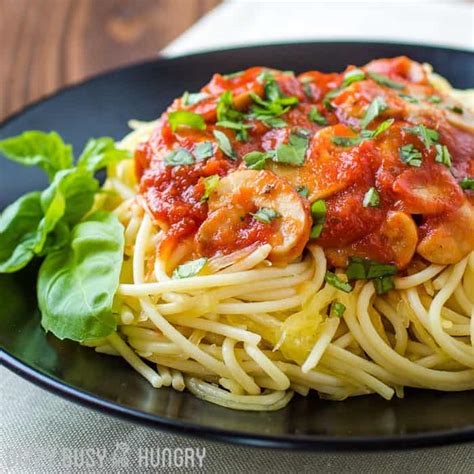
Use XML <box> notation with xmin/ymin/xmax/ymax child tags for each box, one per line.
<box><xmin>168</xmin><ymin>111</ymin><xmax>206</xmax><ymax>132</ymax></box>
<box><xmin>331</xmin><ymin>136</ymin><xmax>361</xmax><ymax>147</ymax></box>
<box><xmin>399</xmin><ymin>94</ymin><xmax>419</xmax><ymax>104</ymax></box>
<box><xmin>361</xmin><ymin>118</ymin><xmax>395</xmax><ymax>139</ymax></box>
<box><xmin>213</xmin><ymin>130</ymin><xmax>237</xmax><ymax>160</ymax></box>
<box><xmin>342</xmin><ymin>68</ymin><xmax>366</xmax><ymax>87</ymax></box>
<box><xmin>331</xmin><ymin>301</ymin><xmax>346</xmax><ymax>317</ymax></box>
<box><xmin>399</xmin><ymin>144</ymin><xmax>422</xmax><ymax>167</ymax></box>
<box><xmin>275</xmin><ymin>131</ymin><xmax>309</xmax><ymax>166</ymax></box>
<box><xmin>362</xmin><ymin>187</ymin><xmax>380</xmax><ymax>208</ymax></box>
<box><xmin>402</xmin><ymin>124</ymin><xmax>439</xmax><ymax>148</ymax></box>
<box><xmin>346</xmin><ymin>256</ymin><xmax>397</xmax><ymax>281</ymax></box>
<box><xmin>251</xmin><ymin>207</ymin><xmax>280</xmax><ymax>224</ymax></box>
<box><xmin>163</xmin><ymin>148</ymin><xmax>195</xmax><ymax>167</ymax></box>
<box><xmin>324</xmin><ymin>271</ymin><xmax>353</xmax><ymax>293</ymax></box>
<box><xmin>200</xmin><ymin>175</ymin><xmax>220</xmax><ymax>202</ymax></box>
<box><xmin>172</xmin><ymin>257</ymin><xmax>208</xmax><ymax>279</ymax></box>
<box><xmin>448</xmin><ymin>106</ymin><xmax>463</xmax><ymax>114</ymax></box>
<box><xmin>459</xmin><ymin>177</ymin><xmax>474</xmax><ymax>190</ymax></box>
<box><xmin>373</xmin><ymin>275</ymin><xmax>395</xmax><ymax>295</ymax></box>
<box><xmin>426</xmin><ymin>95</ymin><xmax>442</xmax><ymax>104</ymax></box>
<box><xmin>310</xmin><ymin>199</ymin><xmax>327</xmax><ymax>238</ymax></box>
<box><xmin>367</xmin><ymin>71</ymin><xmax>405</xmax><ymax>90</ymax></box>
<box><xmin>216</xmin><ymin>120</ymin><xmax>251</xmax><ymax>142</ymax></box>
<box><xmin>243</xmin><ymin>150</ymin><xmax>274</xmax><ymax>170</ymax></box>
<box><xmin>308</xmin><ymin>106</ymin><xmax>328</xmax><ymax>125</ymax></box>
<box><xmin>182</xmin><ymin>91</ymin><xmax>210</xmax><ymax>106</ymax></box>
<box><xmin>296</xmin><ymin>185</ymin><xmax>309</xmax><ymax>198</ymax></box>
<box><xmin>260</xmin><ymin>116</ymin><xmax>287</xmax><ymax>128</ymax></box>
<box><xmin>194</xmin><ymin>141</ymin><xmax>214</xmax><ymax>161</ymax></box>
<box><xmin>360</xmin><ymin>96</ymin><xmax>387</xmax><ymax>129</ymax></box>
<box><xmin>435</xmin><ymin>144</ymin><xmax>452</xmax><ymax>168</ymax></box>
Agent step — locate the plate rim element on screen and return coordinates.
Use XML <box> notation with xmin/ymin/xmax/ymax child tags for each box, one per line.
<box><xmin>1</xmin><ymin>40</ymin><xmax>473</xmax><ymax>451</ymax></box>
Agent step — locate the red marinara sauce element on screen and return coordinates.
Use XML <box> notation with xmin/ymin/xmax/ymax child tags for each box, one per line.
<box><xmin>135</xmin><ymin>57</ymin><xmax>474</xmax><ymax>267</ymax></box>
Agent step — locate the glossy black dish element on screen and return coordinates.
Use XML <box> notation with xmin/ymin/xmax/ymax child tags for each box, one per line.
<box><xmin>1</xmin><ymin>42</ymin><xmax>474</xmax><ymax>450</ymax></box>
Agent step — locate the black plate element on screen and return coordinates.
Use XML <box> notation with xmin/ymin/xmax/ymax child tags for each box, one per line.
<box><xmin>1</xmin><ymin>42</ymin><xmax>473</xmax><ymax>450</ymax></box>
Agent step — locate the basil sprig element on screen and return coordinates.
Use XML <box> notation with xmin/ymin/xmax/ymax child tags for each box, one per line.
<box><xmin>251</xmin><ymin>207</ymin><xmax>280</xmax><ymax>224</ymax></box>
<box><xmin>168</xmin><ymin>110</ymin><xmax>206</xmax><ymax>132</ymax></box>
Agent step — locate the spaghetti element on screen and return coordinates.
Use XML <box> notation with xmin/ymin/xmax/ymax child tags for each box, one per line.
<box><xmin>87</xmin><ymin>57</ymin><xmax>474</xmax><ymax>411</ymax></box>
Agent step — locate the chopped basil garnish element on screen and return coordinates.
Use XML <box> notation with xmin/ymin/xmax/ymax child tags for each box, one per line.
<box><xmin>360</xmin><ymin>96</ymin><xmax>387</xmax><ymax>129</ymax></box>
<box><xmin>310</xmin><ymin>199</ymin><xmax>326</xmax><ymax>238</ymax></box>
<box><xmin>251</xmin><ymin>207</ymin><xmax>280</xmax><ymax>224</ymax></box>
<box><xmin>194</xmin><ymin>141</ymin><xmax>214</xmax><ymax>161</ymax></box>
<box><xmin>362</xmin><ymin>187</ymin><xmax>380</xmax><ymax>208</ymax></box>
<box><xmin>331</xmin><ymin>136</ymin><xmax>361</xmax><ymax>147</ymax></box>
<box><xmin>200</xmin><ymin>175</ymin><xmax>220</xmax><ymax>202</ymax></box>
<box><xmin>342</xmin><ymin>68</ymin><xmax>366</xmax><ymax>86</ymax></box>
<box><xmin>373</xmin><ymin>275</ymin><xmax>395</xmax><ymax>295</ymax></box>
<box><xmin>303</xmin><ymin>81</ymin><xmax>313</xmax><ymax>99</ymax></box>
<box><xmin>399</xmin><ymin>93</ymin><xmax>419</xmax><ymax>104</ymax></box>
<box><xmin>296</xmin><ymin>185</ymin><xmax>309</xmax><ymax>198</ymax></box>
<box><xmin>260</xmin><ymin>116</ymin><xmax>287</xmax><ymax>128</ymax></box>
<box><xmin>163</xmin><ymin>148</ymin><xmax>195</xmax><ymax>167</ymax></box>
<box><xmin>435</xmin><ymin>144</ymin><xmax>452</xmax><ymax>168</ymax></box>
<box><xmin>216</xmin><ymin>120</ymin><xmax>251</xmax><ymax>141</ymax></box>
<box><xmin>325</xmin><ymin>271</ymin><xmax>353</xmax><ymax>293</ymax></box>
<box><xmin>275</xmin><ymin>130</ymin><xmax>309</xmax><ymax>166</ymax></box>
<box><xmin>172</xmin><ymin>257</ymin><xmax>207</xmax><ymax>279</ymax></box>
<box><xmin>213</xmin><ymin>130</ymin><xmax>237</xmax><ymax>160</ymax></box>
<box><xmin>448</xmin><ymin>106</ymin><xmax>463</xmax><ymax>114</ymax></box>
<box><xmin>331</xmin><ymin>301</ymin><xmax>346</xmax><ymax>317</ymax></box>
<box><xmin>399</xmin><ymin>144</ymin><xmax>423</xmax><ymax>167</ymax></box>
<box><xmin>216</xmin><ymin>91</ymin><xmax>248</xmax><ymax>140</ymax></box>
<box><xmin>322</xmin><ymin>88</ymin><xmax>341</xmax><ymax>110</ymax></box>
<box><xmin>308</xmin><ymin>106</ymin><xmax>328</xmax><ymax>125</ymax></box>
<box><xmin>346</xmin><ymin>256</ymin><xmax>397</xmax><ymax>281</ymax></box>
<box><xmin>426</xmin><ymin>95</ymin><xmax>442</xmax><ymax>104</ymax></box>
<box><xmin>182</xmin><ymin>91</ymin><xmax>210</xmax><ymax>106</ymax></box>
<box><xmin>402</xmin><ymin>124</ymin><xmax>439</xmax><ymax>148</ymax></box>
<box><xmin>367</xmin><ymin>71</ymin><xmax>405</xmax><ymax>90</ymax></box>
<box><xmin>243</xmin><ymin>150</ymin><xmax>274</xmax><ymax>170</ymax></box>
<box><xmin>168</xmin><ymin>111</ymin><xmax>206</xmax><ymax>132</ymax></box>
<box><xmin>459</xmin><ymin>177</ymin><xmax>474</xmax><ymax>190</ymax></box>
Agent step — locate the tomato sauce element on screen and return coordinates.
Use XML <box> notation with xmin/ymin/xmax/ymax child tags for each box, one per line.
<box><xmin>136</xmin><ymin>57</ymin><xmax>474</xmax><ymax>267</ymax></box>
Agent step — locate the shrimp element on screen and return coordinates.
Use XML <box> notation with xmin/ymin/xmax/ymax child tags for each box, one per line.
<box><xmin>196</xmin><ymin>169</ymin><xmax>311</xmax><ymax>264</ymax></box>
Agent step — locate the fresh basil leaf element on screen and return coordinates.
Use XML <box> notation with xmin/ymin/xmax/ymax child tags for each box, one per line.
<box><xmin>308</xmin><ymin>106</ymin><xmax>328</xmax><ymax>125</ymax></box>
<box><xmin>459</xmin><ymin>177</ymin><xmax>474</xmax><ymax>190</ymax></box>
<box><xmin>243</xmin><ymin>150</ymin><xmax>273</xmax><ymax>170</ymax></box>
<box><xmin>0</xmin><ymin>192</ymin><xmax>43</xmax><ymax>272</ymax></box>
<box><xmin>426</xmin><ymin>95</ymin><xmax>442</xmax><ymax>104</ymax></box>
<box><xmin>194</xmin><ymin>141</ymin><xmax>214</xmax><ymax>161</ymax></box>
<box><xmin>216</xmin><ymin>120</ymin><xmax>251</xmax><ymax>142</ymax></box>
<box><xmin>216</xmin><ymin>91</ymin><xmax>244</xmax><ymax>123</ymax></box>
<box><xmin>367</xmin><ymin>71</ymin><xmax>405</xmax><ymax>90</ymax></box>
<box><xmin>77</xmin><ymin>137</ymin><xmax>130</xmax><ymax>173</ymax></box>
<box><xmin>163</xmin><ymin>148</ymin><xmax>195</xmax><ymax>167</ymax></box>
<box><xmin>361</xmin><ymin>118</ymin><xmax>394</xmax><ymax>139</ymax></box>
<box><xmin>331</xmin><ymin>301</ymin><xmax>346</xmax><ymax>317</ymax></box>
<box><xmin>40</xmin><ymin>168</ymin><xmax>99</xmax><ymax>228</ymax></box>
<box><xmin>172</xmin><ymin>257</ymin><xmax>207</xmax><ymax>279</ymax></box>
<box><xmin>251</xmin><ymin>207</ymin><xmax>280</xmax><ymax>224</ymax></box>
<box><xmin>200</xmin><ymin>175</ymin><xmax>220</xmax><ymax>202</ymax></box>
<box><xmin>275</xmin><ymin>131</ymin><xmax>309</xmax><ymax>166</ymax></box>
<box><xmin>296</xmin><ymin>185</ymin><xmax>309</xmax><ymax>198</ymax></box>
<box><xmin>324</xmin><ymin>271</ymin><xmax>353</xmax><ymax>293</ymax></box>
<box><xmin>213</xmin><ymin>130</ymin><xmax>237</xmax><ymax>160</ymax></box>
<box><xmin>346</xmin><ymin>256</ymin><xmax>397</xmax><ymax>281</ymax></box>
<box><xmin>366</xmin><ymin>263</ymin><xmax>397</xmax><ymax>279</ymax></box>
<box><xmin>362</xmin><ymin>187</ymin><xmax>380</xmax><ymax>208</ymax></box>
<box><xmin>399</xmin><ymin>144</ymin><xmax>423</xmax><ymax>167</ymax></box>
<box><xmin>402</xmin><ymin>124</ymin><xmax>439</xmax><ymax>148</ymax></box>
<box><xmin>259</xmin><ymin>116</ymin><xmax>287</xmax><ymax>128</ymax></box>
<box><xmin>168</xmin><ymin>111</ymin><xmax>206</xmax><ymax>132</ymax></box>
<box><xmin>310</xmin><ymin>199</ymin><xmax>327</xmax><ymax>238</ymax></box>
<box><xmin>0</xmin><ymin>131</ymin><xmax>73</xmax><ymax>181</ymax></box>
<box><xmin>360</xmin><ymin>96</ymin><xmax>387</xmax><ymax>129</ymax></box>
<box><xmin>38</xmin><ymin>211</ymin><xmax>124</xmax><ymax>341</ymax></box>
<box><xmin>182</xmin><ymin>91</ymin><xmax>210</xmax><ymax>106</ymax></box>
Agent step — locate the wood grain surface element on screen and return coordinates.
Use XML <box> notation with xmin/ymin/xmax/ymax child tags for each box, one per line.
<box><xmin>0</xmin><ymin>0</ymin><xmax>221</xmax><ymax>120</ymax></box>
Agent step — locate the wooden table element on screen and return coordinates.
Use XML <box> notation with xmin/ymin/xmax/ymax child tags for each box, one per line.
<box><xmin>0</xmin><ymin>0</ymin><xmax>221</xmax><ymax>120</ymax></box>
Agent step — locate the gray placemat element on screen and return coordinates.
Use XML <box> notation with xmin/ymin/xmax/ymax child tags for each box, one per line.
<box><xmin>1</xmin><ymin>367</ymin><xmax>473</xmax><ymax>473</ymax></box>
